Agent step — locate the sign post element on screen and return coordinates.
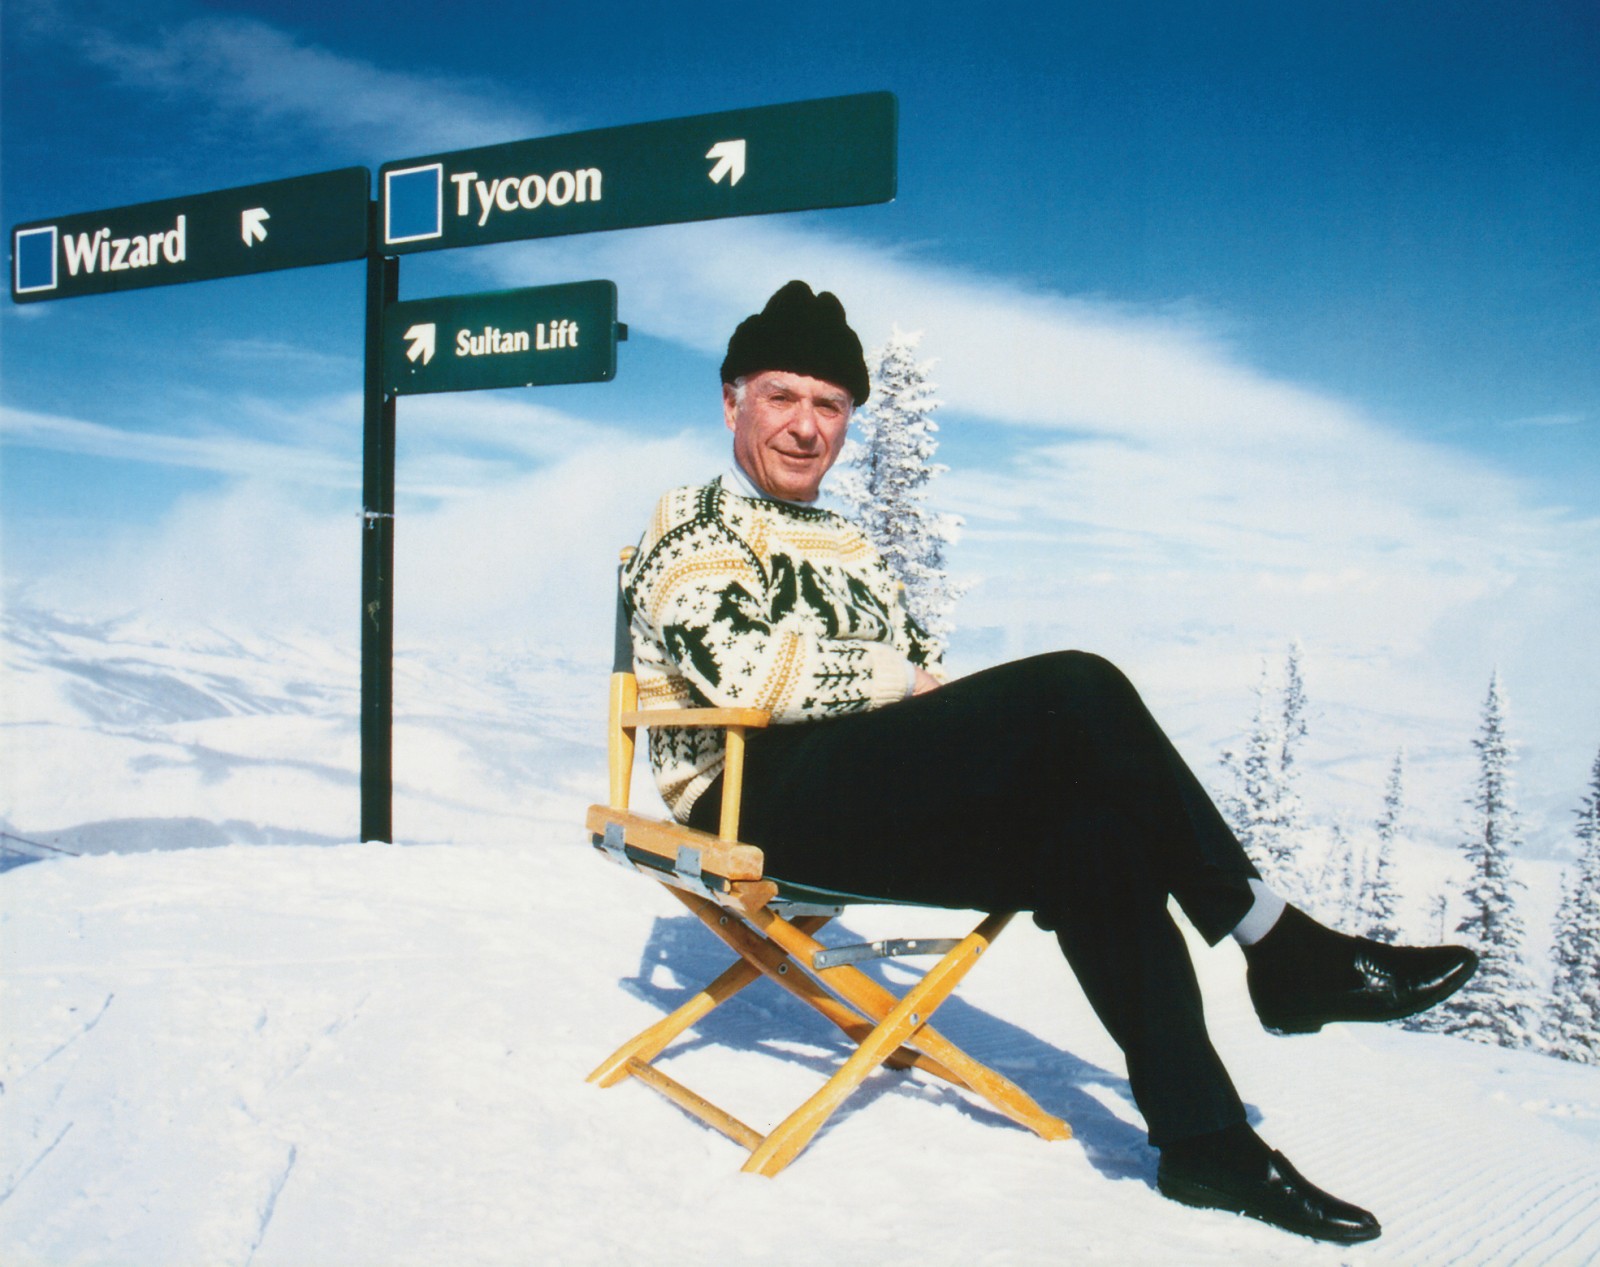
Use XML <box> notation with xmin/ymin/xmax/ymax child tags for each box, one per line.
<box><xmin>361</xmin><ymin>219</ymin><xmax>399</xmax><ymax>846</ymax></box>
<box><xmin>9</xmin><ymin>92</ymin><xmax>897</xmax><ymax>846</ymax></box>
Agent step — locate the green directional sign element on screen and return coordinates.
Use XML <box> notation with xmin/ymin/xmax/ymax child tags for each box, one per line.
<box><xmin>379</xmin><ymin>92</ymin><xmax>895</xmax><ymax>254</ymax></box>
<box><xmin>383</xmin><ymin>281</ymin><xmax>620</xmax><ymax>395</ymax></box>
<box><xmin>11</xmin><ymin>167</ymin><xmax>370</xmax><ymax>303</ymax></box>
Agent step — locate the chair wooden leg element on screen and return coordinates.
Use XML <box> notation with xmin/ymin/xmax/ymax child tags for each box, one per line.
<box><xmin>744</xmin><ymin>911</ymin><xmax>1025</xmax><ymax>1176</ymax></box>
<box><xmin>669</xmin><ymin>890</ymin><xmax>934</xmax><ymax>1077</ymax></box>
<box><xmin>588</xmin><ymin>908</ymin><xmax>836</xmax><ymax>1087</ymax></box>
<box><xmin>753</xmin><ymin>909</ymin><xmax>1072</xmax><ymax>1149</ymax></box>
<box><xmin>587</xmin><ymin>954</ymin><xmax>766</xmax><ymax>1087</ymax></box>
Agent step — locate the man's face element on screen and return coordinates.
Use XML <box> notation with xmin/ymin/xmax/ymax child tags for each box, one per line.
<box><xmin>724</xmin><ymin>370</ymin><xmax>853</xmax><ymax>502</ymax></box>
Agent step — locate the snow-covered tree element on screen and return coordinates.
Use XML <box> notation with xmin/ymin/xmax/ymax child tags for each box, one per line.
<box><xmin>1218</xmin><ymin>648</ymin><xmax>1310</xmax><ymax>904</ymax></box>
<box><xmin>1219</xmin><ymin>666</ymin><xmax>1289</xmax><ymax>881</ymax></box>
<box><xmin>1548</xmin><ymin>747</ymin><xmax>1600</xmax><ymax>1063</ymax></box>
<box><xmin>1362</xmin><ymin>748</ymin><xmax>1406</xmax><ymax>942</ymax></box>
<box><xmin>1426</xmin><ymin>671</ymin><xmax>1539</xmax><ymax>1046</ymax></box>
<box><xmin>1280</xmin><ymin>640</ymin><xmax>1309</xmax><ymax>784</ymax></box>
<box><xmin>1427</xmin><ymin>892</ymin><xmax>1450</xmax><ymax>945</ymax></box>
<box><xmin>1314</xmin><ymin>821</ymin><xmax>1361</xmax><ymax>918</ymax></box>
<box><xmin>830</xmin><ymin>327</ymin><xmax>965</xmax><ymax>653</ymax></box>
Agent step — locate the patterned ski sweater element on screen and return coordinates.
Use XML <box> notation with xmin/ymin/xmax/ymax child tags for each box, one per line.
<box><xmin>624</xmin><ymin>475</ymin><xmax>941</xmax><ymax>821</ymax></box>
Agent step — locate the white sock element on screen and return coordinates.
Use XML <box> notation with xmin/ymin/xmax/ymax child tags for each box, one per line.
<box><xmin>1230</xmin><ymin>879</ymin><xmax>1288</xmax><ymax>946</ymax></box>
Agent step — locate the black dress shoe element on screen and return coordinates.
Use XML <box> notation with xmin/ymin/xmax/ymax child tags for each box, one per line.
<box><xmin>1158</xmin><ymin>1138</ymin><xmax>1381</xmax><ymax>1244</ymax></box>
<box><xmin>1245</xmin><ymin>906</ymin><xmax>1478</xmax><ymax>1035</ymax></box>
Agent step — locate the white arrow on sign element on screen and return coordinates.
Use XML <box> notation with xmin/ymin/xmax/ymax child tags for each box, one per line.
<box><xmin>706</xmin><ymin>139</ymin><xmax>746</xmax><ymax>186</ymax></box>
<box><xmin>241</xmin><ymin>207</ymin><xmax>270</xmax><ymax>246</ymax></box>
<box><xmin>404</xmin><ymin>323</ymin><xmax>437</xmax><ymax>365</ymax></box>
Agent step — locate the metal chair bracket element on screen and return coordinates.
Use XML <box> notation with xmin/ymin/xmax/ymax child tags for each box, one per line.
<box><xmin>812</xmin><ymin>937</ymin><xmax>963</xmax><ymax>971</ymax></box>
<box><xmin>673</xmin><ymin>844</ymin><xmax>716</xmax><ymax>900</ymax></box>
<box><xmin>598</xmin><ymin>821</ymin><xmax>628</xmax><ymax>863</ymax></box>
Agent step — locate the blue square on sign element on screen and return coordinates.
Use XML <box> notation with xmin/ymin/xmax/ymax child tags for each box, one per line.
<box><xmin>386</xmin><ymin>164</ymin><xmax>444</xmax><ymax>245</ymax></box>
<box><xmin>14</xmin><ymin>226</ymin><xmax>58</xmax><ymax>294</ymax></box>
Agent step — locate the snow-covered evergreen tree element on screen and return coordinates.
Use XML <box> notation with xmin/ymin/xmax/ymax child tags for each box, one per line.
<box><xmin>1314</xmin><ymin>821</ymin><xmax>1360</xmax><ymax>919</ymax></box>
<box><xmin>1427</xmin><ymin>893</ymin><xmax>1450</xmax><ymax>944</ymax></box>
<box><xmin>1363</xmin><ymin>748</ymin><xmax>1406</xmax><ymax>942</ymax></box>
<box><xmin>1280</xmin><ymin>640</ymin><xmax>1309</xmax><ymax>784</ymax></box>
<box><xmin>1548</xmin><ymin>747</ymin><xmax>1600</xmax><ymax>1063</ymax></box>
<box><xmin>1277</xmin><ymin>642</ymin><xmax>1310</xmax><ymax>849</ymax></box>
<box><xmin>1219</xmin><ymin>666</ymin><xmax>1286</xmax><ymax>880</ymax></box>
<box><xmin>829</xmin><ymin>327</ymin><xmax>965</xmax><ymax>653</ymax></box>
<box><xmin>1219</xmin><ymin>649</ymin><xmax>1309</xmax><ymax>905</ymax></box>
<box><xmin>1427</xmin><ymin>671</ymin><xmax>1539</xmax><ymax>1046</ymax></box>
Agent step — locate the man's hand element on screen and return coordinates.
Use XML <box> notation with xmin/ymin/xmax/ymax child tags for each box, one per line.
<box><xmin>912</xmin><ymin>666</ymin><xmax>942</xmax><ymax>696</ymax></box>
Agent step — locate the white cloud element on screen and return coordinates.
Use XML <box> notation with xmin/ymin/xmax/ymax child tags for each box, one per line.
<box><xmin>397</xmin><ymin>393</ymin><xmax>611</xmax><ymax>469</ymax></box>
<box><xmin>22</xmin><ymin>3</ymin><xmax>549</xmax><ymax>155</ymax></box>
<box><xmin>396</xmin><ymin>431</ymin><xmax>724</xmax><ymax>642</ymax></box>
<box><xmin>478</xmin><ymin>215</ymin><xmax>1597</xmax><ymax>635</ymax></box>
<box><xmin>0</xmin><ymin>403</ymin><xmax>354</xmax><ymax>486</ymax></box>
<box><xmin>481</xmin><ymin>218</ymin><xmax>1361</xmax><ymax>445</ymax></box>
<box><xmin>7</xmin><ymin>476</ymin><xmax>357</xmax><ymax>634</ymax></box>
<box><xmin>6</xmin><ymin>415</ymin><xmax>724</xmax><ymax>648</ymax></box>
<box><xmin>214</xmin><ymin>338</ymin><xmax>355</xmax><ymax>375</ymax></box>
<box><xmin>0</xmin><ymin>391</ymin><xmax>619</xmax><ymax>502</ymax></box>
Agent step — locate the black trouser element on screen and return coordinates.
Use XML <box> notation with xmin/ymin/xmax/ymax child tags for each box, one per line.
<box><xmin>688</xmin><ymin>651</ymin><xmax>1257</xmax><ymax>1146</ymax></box>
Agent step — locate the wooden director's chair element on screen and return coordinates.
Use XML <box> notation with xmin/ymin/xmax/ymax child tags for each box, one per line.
<box><xmin>584</xmin><ymin>549</ymin><xmax>1071</xmax><ymax>1177</ymax></box>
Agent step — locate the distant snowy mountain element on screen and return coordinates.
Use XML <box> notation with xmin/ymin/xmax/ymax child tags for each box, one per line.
<box><xmin>3</xmin><ymin>604</ymin><xmax>1597</xmax><ymax>1264</ymax></box>
<box><xmin>1</xmin><ymin>605</ymin><xmax>606</xmax><ymax>855</ymax></box>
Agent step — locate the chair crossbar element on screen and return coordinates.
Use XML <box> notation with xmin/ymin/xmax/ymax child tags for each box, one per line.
<box><xmin>587</xmin><ymin>911</ymin><xmax>836</xmax><ymax>1089</ymax></box>
<box><xmin>669</xmin><ymin>889</ymin><xmax>962</xmax><ymax>1085</ymax></box>
<box><xmin>812</xmin><ymin>937</ymin><xmax>965</xmax><ymax>970</ymax></box>
<box><xmin>621</xmin><ymin>1059</ymin><xmax>766</xmax><ymax>1154</ymax></box>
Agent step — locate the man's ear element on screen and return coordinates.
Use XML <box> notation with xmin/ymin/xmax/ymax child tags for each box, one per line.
<box><xmin>722</xmin><ymin>382</ymin><xmax>740</xmax><ymax>433</ymax></box>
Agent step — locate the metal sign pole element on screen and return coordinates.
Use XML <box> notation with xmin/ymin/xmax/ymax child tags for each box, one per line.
<box><xmin>360</xmin><ymin>203</ymin><xmax>398</xmax><ymax>843</ymax></box>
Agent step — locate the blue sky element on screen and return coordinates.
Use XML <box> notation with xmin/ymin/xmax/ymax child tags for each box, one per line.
<box><xmin>2</xmin><ymin>0</ymin><xmax>1597</xmax><ymax>841</ymax></box>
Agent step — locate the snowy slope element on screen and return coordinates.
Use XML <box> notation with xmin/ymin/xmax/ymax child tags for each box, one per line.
<box><xmin>3</xmin><ymin>606</ymin><xmax>1599</xmax><ymax>1265</ymax></box>
<box><xmin>4</xmin><ymin>841</ymin><xmax>1600</xmax><ymax>1267</ymax></box>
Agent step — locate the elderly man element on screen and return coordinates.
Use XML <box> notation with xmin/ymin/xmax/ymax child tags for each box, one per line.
<box><xmin>623</xmin><ymin>280</ymin><xmax>1476</xmax><ymax>1244</ymax></box>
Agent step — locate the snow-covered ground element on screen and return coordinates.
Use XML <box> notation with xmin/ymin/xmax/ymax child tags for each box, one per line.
<box><xmin>3</xmin><ymin>607</ymin><xmax>1598</xmax><ymax>1265</ymax></box>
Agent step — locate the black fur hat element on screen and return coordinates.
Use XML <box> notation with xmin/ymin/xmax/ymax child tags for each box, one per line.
<box><xmin>720</xmin><ymin>280</ymin><xmax>870</xmax><ymax>404</ymax></box>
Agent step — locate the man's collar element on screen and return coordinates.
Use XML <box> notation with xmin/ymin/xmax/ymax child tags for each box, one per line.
<box><xmin>723</xmin><ymin>461</ymin><xmax>818</xmax><ymax>508</ymax></box>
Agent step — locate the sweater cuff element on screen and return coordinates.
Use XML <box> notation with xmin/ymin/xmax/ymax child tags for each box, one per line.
<box><xmin>858</xmin><ymin>643</ymin><xmax>917</xmax><ymax>708</ymax></box>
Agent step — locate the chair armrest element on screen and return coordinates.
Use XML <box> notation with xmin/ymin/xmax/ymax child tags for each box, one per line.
<box><xmin>620</xmin><ymin>708</ymin><xmax>771</xmax><ymax>729</ymax></box>
<box><xmin>587</xmin><ymin>806</ymin><xmax>777</xmax><ymax>915</ymax></box>
<box><xmin>586</xmin><ymin>806</ymin><xmax>766</xmax><ymax>879</ymax></box>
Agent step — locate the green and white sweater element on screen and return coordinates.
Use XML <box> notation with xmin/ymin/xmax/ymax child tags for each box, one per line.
<box><xmin>624</xmin><ymin>474</ymin><xmax>941</xmax><ymax>821</ymax></box>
